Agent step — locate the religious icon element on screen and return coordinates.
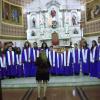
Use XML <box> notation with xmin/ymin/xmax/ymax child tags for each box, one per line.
<box><xmin>32</xmin><ymin>18</ymin><xmax>36</xmax><ymax>27</ymax></box>
<box><xmin>71</xmin><ymin>11</ymin><xmax>78</xmax><ymax>26</ymax></box>
<box><xmin>31</xmin><ymin>31</ymin><xmax>36</xmax><ymax>36</ymax></box>
<box><xmin>90</xmin><ymin>5</ymin><xmax>100</xmax><ymax>19</ymax></box>
<box><xmin>72</xmin><ymin>14</ymin><xmax>77</xmax><ymax>25</ymax></box>
<box><xmin>86</xmin><ymin>0</ymin><xmax>100</xmax><ymax>22</ymax></box>
<box><xmin>2</xmin><ymin>0</ymin><xmax>23</xmax><ymax>26</ymax></box>
<box><xmin>2</xmin><ymin>2</ymin><xmax>9</xmax><ymax>20</ymax></box>
<box><xmin>94</xmin><ymin>5</ymin><xmax>100</xmax><ymax>16</ymax></box>
<box><xmin>73</xmin><ymin>28</ymin><xmax>78</xmax><ymax>34</ymax></box>
<box><xmin>51</xmin><ymin>8</ymin><xmax>56</xmax><ymax>18</ymax></box>
<box><xmin>52</xmin><ymin>21</ymin><xmax>57</xmax><ymax>28</ymax></box>
<box><xmin>11</xmin><ymin>9</ymin><xmax>19</xmax><ymax>23</ymax></box>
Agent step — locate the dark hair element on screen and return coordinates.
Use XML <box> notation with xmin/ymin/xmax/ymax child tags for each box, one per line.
<box><xmin>24</xmin><ymin>41</ymin><xmax>30</xmax><ymax>49</ymax></box>
<box><xmin>9</xmin><ymin>41</ymin><xmax>13</xmax><ymax>45</ymax></box>
<box><xmin>91</xmin><ymin>40</ymin><xmax>97</xmax><ymax>51</ymax></box>
<box><xmin>83</xmin><ymin>41</ymin><xmax>88</xmax><ymax>48</ymax></box>
<box><xmin>98</xmin><ymin>36</ymin><xmax>100</xmax><ymax>39</ymax></box>
<box><xmin>41</xmin><ymin>42</ymin><xmax>48</xmax><ymax>49</ymax></box>
<box><xmin>74</xmin><ymin>43</ymin><xmax>78</xmax><ymax>46</ymax></box>
<box><xmin>33</xmin><ymin>42</ymin><xmax>37</xmax><ymax>45</ymax></box>
<box><xmin>50</xmin><ymin>45</ymin><xmax>53</xmax><ymax>48</ymax></box>
<box><xmin>16</xmin><ymin>47</ymin><xmax>21</xmax><ymax>54</ymax></box>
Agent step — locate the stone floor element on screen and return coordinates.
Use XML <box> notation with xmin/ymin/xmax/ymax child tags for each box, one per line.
<box><xmin>1</xmin><ymin>86</ymin><xmax>100</xmax><ymax>100</ymax></box>
<box><xmin>1</xmin><ymin>75</ymin><xmax>100</xmax><ymax>88</ymax></box>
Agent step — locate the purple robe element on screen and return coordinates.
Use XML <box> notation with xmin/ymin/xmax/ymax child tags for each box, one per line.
<box><xmin>72</xmin><ymin>48</ymin><xmax>80</xmax><ymax>75</ymax></box>
<box><xmin>0</xmin><ymin>54</ymin><xmax>7</xmax><ymax>79</ymax></box>
<box><xmin>22</xmin><ymin>47</ymin><xmax>33</xmax><ymax>77</ymax></box>
<box><xmin>31</xmin><ymin>48</ymin><xmax>40</xmax><ymax>77</ymax></box>
<box><xmin>6</xmin><ymin>51</ymin><xmax>17</xmax><ymax>77</ymax></box>
<box><xmin>48</xmin><ymin>50</ymin><xmax>57</xmax><ymax>75</ymax></box>
<box><xmin>80</xmin><ymin>48</ymin><xmax>90</xmax><ymax>75</ymax></box>
<box><xmin>97</xmin><ymin>45</ymin><xmax>100</xmax><ymax>78</ymax></box>
<box><xmin>16</xmin><ymin>54</ymin><xmax>23</xmax><ymax>77</ymax></box>
<box><xmin>90</xmin><ymin>47</ymin><xmax>98</xmax><ymax>77</ymax></box>
<box><xmin>63</xmin><ymin>50</ymin><xmax>73</xmax><ymax>76</ymax></box>
<box><xmin>56</xmin><ymin>53</ymin><xmax>64</xmax><ymax>75</ymax></box>
<box><xmin>0</xmin><ymin>66</ymin><xmax>2</xmax><ymax>79</ymax></box>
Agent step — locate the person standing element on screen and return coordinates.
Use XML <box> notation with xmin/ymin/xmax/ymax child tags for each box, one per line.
<box><xmin>72</xmin><ymin>43</ymin><xmax>81</xmax><ymax>75</ymax></box>
<box><xmin>97</xmin><ymin>37</ymin><xmax>100</xmax><ymax>78</ymax></box>
<box><xmin>6</xmin><ymin>46</ymin><xmax>16</xmax><ymax>78</ymax></box>
<box><xmin>81</xmin><ymin>41</ymin><xmax>90</xmax><ymax>75</ymax></box>
<box><xmin>56</xmin><ymin>49</ymin><xmax>64</xmax><ymax>75</ymax></box>
<box><xmin>0</xmin><ymin>41</ymin><xmax>2</xmax><ymax>79</ymax></box>
<box><xmin>31</xmin><ymin>42</ymin><xmax>40</xmax><ymax>77</ymax></box>
<box><xmin>22</xmin><ymin>41</ymin><xmax>32</xmax><ymax>77</ymax></box>
<box><xmin>90</xmin><ymin>40</ymin><xmax>98</xmax><ymax>77</ymax></box>
<box><xmin>48</xmin><ymin>46</ymin><xmax>58</xmax><ymax>75</ymax></box>
<box><xmin>63</xmin><ymin>48</ymin><xmax>73</xmax><ymax>76</ymax></box>
<box><xmin>41</xmin><ymin>42</ymin><xmax>49</xmax><ymax>59</ymax></box>
<box><xmin>0</xmin><ymin>47</ymin><xmax>7</xmax><ymax>79</ymax></box>
<box><xmin>35</xmin><ymin>50</ymin><xmax>51</xmax><ymax>100</ymax></box>
<box><xmin>16</xmin><ymin>47</ymin><xmax>23</xmax><ymax>78</ymax></box>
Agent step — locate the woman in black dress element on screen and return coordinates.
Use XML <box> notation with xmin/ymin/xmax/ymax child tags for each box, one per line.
<box><xmin>35</xmin><ymin>49</ymin><xmax>51</xmax><ymax>100</ymax></box>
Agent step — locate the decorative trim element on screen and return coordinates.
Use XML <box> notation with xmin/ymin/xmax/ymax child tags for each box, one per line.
<box><xmin>85</xmin><ymin>19</ymin><xmax>100</xmax><ymax>25</ymax></box>
<box><xmin>0</xmin><ymin>34</ymin><xmax>26</xmax><ymax>40</ymax></box>
<box><xmin>1</xmin><ymin>22</ymin><xmax>24</xmax><ymax>27</ymax></box>
<box><xmin>1</xmin><ymin>0</ymin><xmax>24</xmax><ymax>27</ymax></box>
<box><xmin>84</xmin><ymin>31</ymin><xmax>100</xmax><ymax>37</ymax></box>
<box><xmin>86</xmin><ymin>0</ymin><xmax>94</xmax><ymax>3</ymax></box>
<box><xmin>2</xmin><ymin>0</ymin><xmax>22</xmax><ymax>7</ymax></box>
<box><xmin>46</xmin><ymin>0</ymin><xmax>60</xmax><ymax>8</ymax></box>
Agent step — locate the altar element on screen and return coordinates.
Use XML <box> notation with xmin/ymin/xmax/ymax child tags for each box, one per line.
<box><xmin>26</xmin><ymin>0</ymin><xmax>82</xmax><ymax>47</ymax></box>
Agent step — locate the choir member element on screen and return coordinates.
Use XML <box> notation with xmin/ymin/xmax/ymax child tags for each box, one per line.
<box><xmin>35</xmin><ymin>50</ymin><xmax>51</xmax><ymax>100</ymax></box>
<box><xmin>56</xmin><ymin>49</ymin><xmax>64</xmax><ymax>75</ymax></box>
<box><xmin>16</xmin><ymin>47</ymin><xmax>23</xmax><ymax>77</ymax></box>
<box><xmin>0</xmin><ymin>41</ymin><xmax>2</xmax><ymax>79</ymax></box>
<box><xmin>0</xmin><ymin>47</ymin><xmax>7</xmax><ymax>79</ymax></box>
<box><xmin>63</xmin><ymin>48</ymin><xmax>73</xmax><ymax>76</ymax></box>
<box><xmin>0</xmin><ymin>41</ymin><xmax>2</xmax><ymax>56</ymax></box>
<box><xmin>22</xmin><ymin>41</ymin><xmax>33</xmax><ymax>77</ymax></box>
<box><xmin>49</xmin><ymin>46</ymin><xmax>56</xmax><ymax>75</ymax></box>
<box><xmin>97</xmin><ymin>37</ymin><xmax>100</xmax><ymax>78</ymax></box>
<box><xmin>0</xmin><ymin>61</ymin><xmax>1</xmax><ymax>80</ymax></box>
<box><xmin>31</xmin><ymin>42</ymin><xmax>40</xmax><ymax>76</ymax></box>
<box><xmin>81</xmin><ymin>41</ymin><xmax>90</xmax><ymax>75</ymax></box>
<box><xmin>6</xmin><ymin>46</ymin><xmax>17</xmax><ymax>78</ymax></box>
<box><xmin>41</xmin><ymin>42</ymin><xmax>49</xmax><ymax>59</ymax></box>
<box><xmin>72</xmin><ymin>43</ymin><xmax>80</xmax><ymax>75</ymax></box>
<box><xmin>90</xmin><ymin>40</ymin><xmax>98</xmax><ymax>77</ymax></box>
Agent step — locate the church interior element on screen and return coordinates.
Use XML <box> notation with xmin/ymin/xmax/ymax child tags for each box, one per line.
<box><xmin>0</xmin><ymin>0</ymin><xmax>100</xmax><ymax>100</ymax></box>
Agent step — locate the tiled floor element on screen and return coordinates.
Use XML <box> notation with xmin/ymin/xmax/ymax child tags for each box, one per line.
<box><xmin>1</xmin><ymin>86</ymin><xmax>100</xmax><ymax>100</ymax></box>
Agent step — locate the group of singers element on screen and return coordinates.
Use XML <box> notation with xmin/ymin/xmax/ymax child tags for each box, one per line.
<box><xmin>0</xmin><ymin>37</ymin><xmax>100</xmax><ymax>80</ymax></box>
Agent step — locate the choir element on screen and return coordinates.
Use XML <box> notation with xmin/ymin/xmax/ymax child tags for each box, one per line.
<box><xmin>0</xmin><ymin>38</ymin><xmax>100</xmax><ymax>80</ymax></box>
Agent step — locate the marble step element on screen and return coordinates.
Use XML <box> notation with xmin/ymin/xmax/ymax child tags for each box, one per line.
<box><xmin>1</xmin><ymin>76</ymin><xmax>100</xmax><ymax>88</ymax></box>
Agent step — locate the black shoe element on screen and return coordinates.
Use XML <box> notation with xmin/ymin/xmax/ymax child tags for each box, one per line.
<box><xmin>43</xmin><ymin>96</ymin><xmax>47</xmax><ymax>100</ymax></box>
<box><xmin>37</xmin><ymin>97</ymin><xmax>40</xmax><ymax>100</ymax></box>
